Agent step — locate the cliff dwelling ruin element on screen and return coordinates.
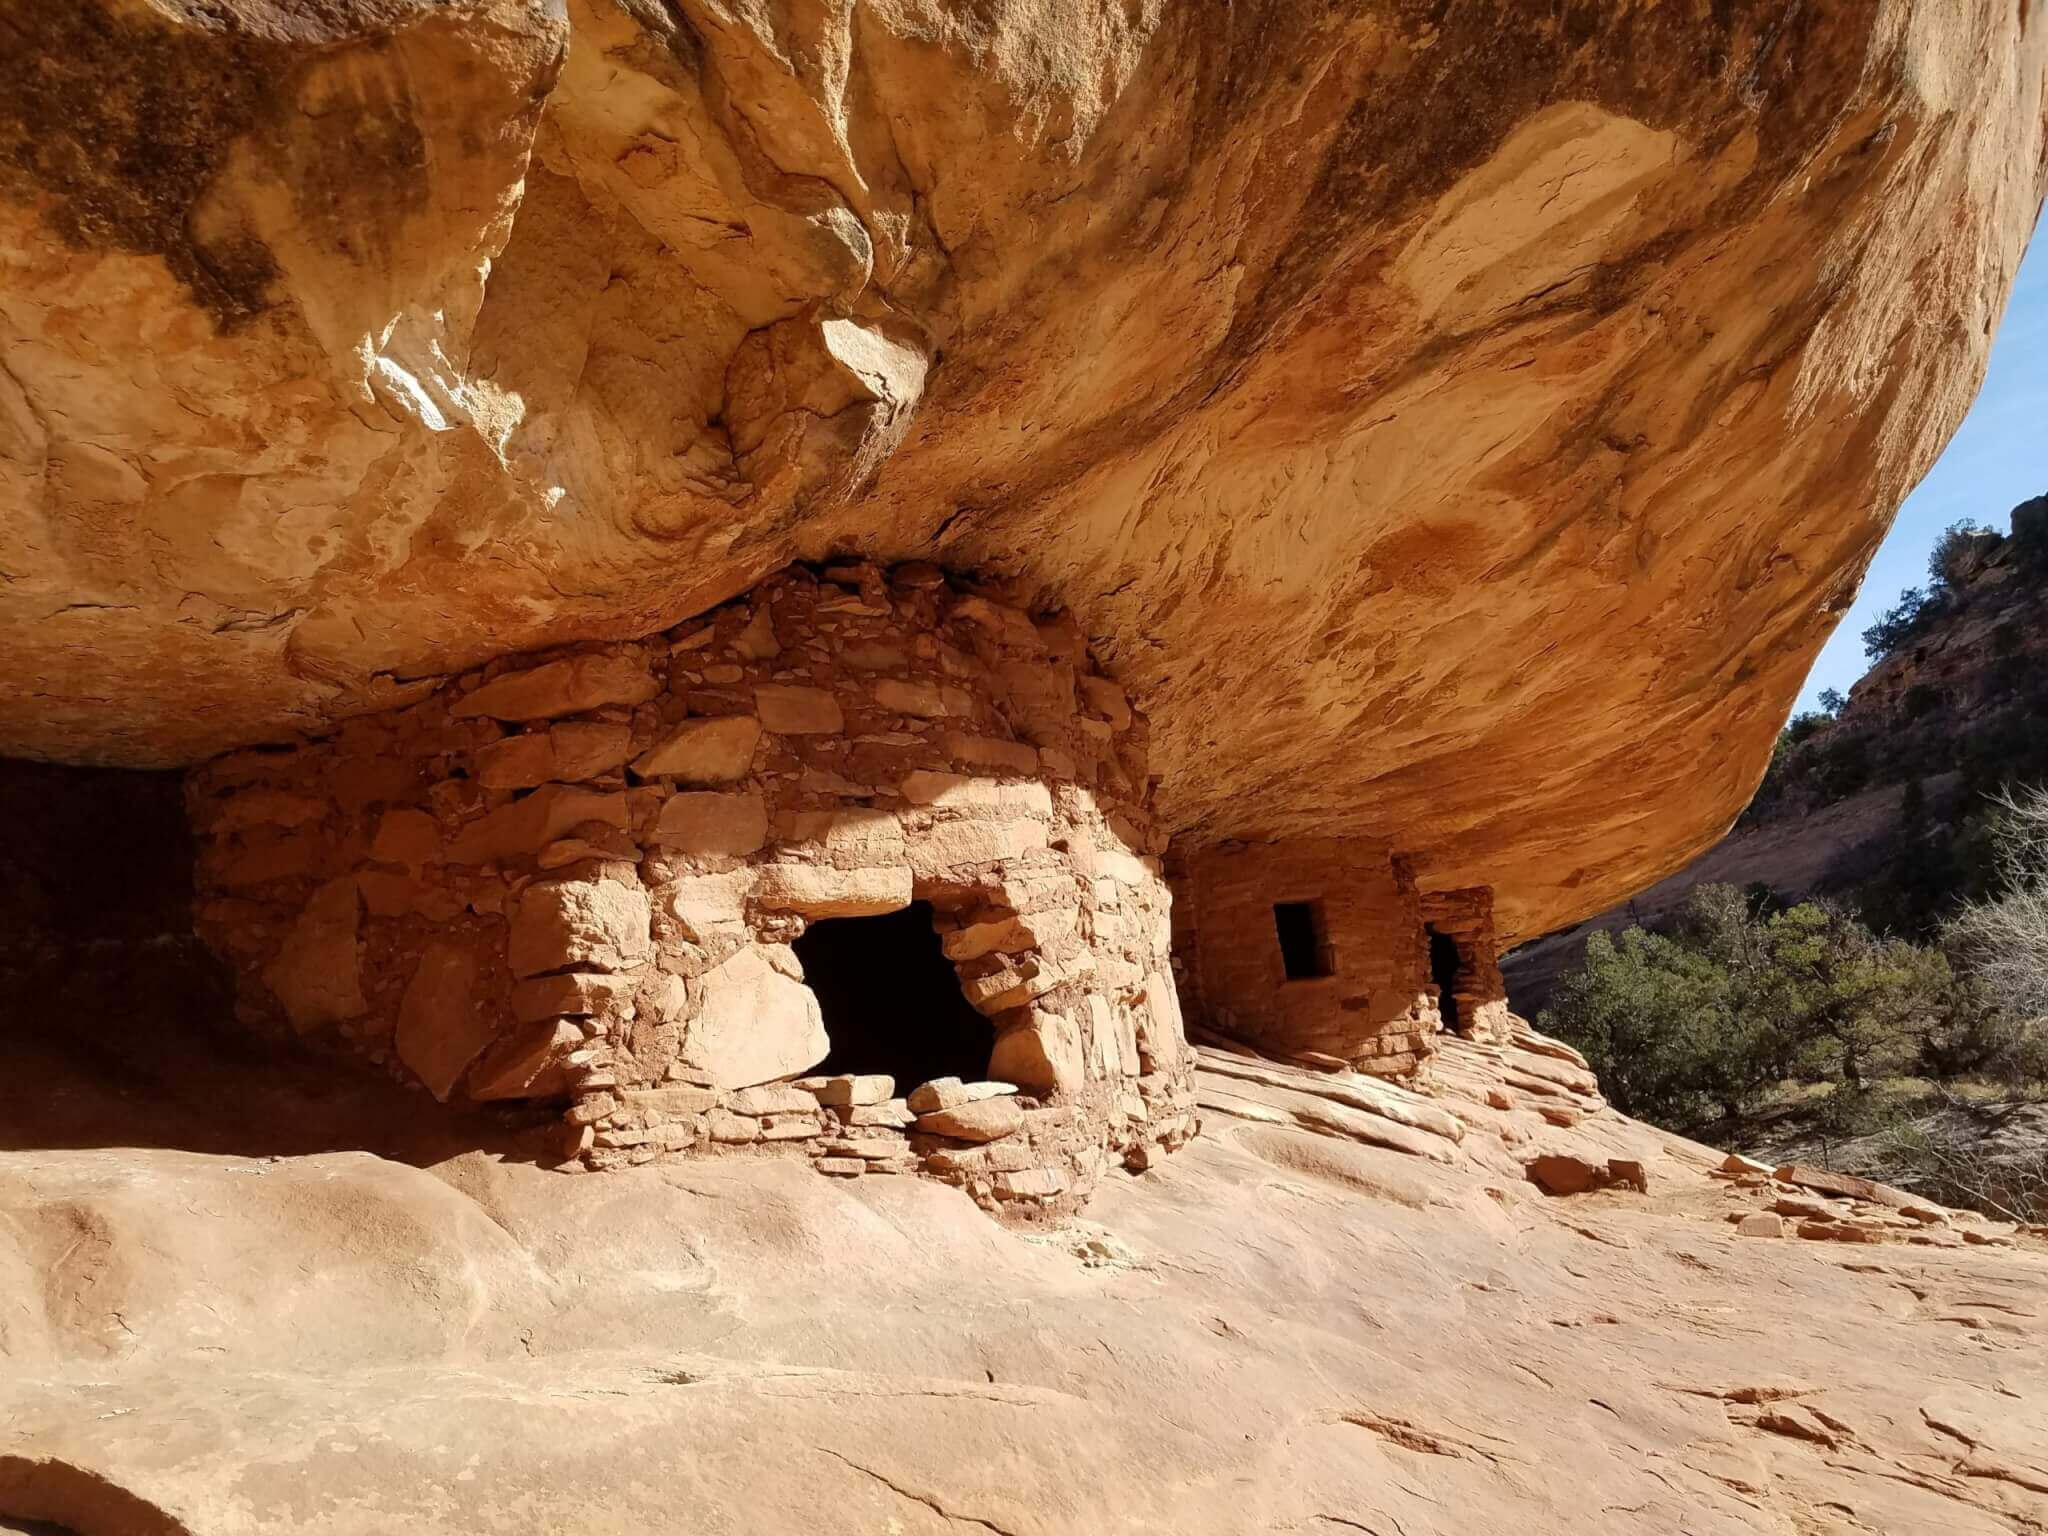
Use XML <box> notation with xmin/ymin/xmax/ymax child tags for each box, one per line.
<box><xmin>168</xmin><ymin>558</ymin><xmax>1540</xmax><ymax>1214</ymax></box>
<box><xmin>1169</xmin><ymin>838</ymin><xmax>1513</xmax><ymax>1082</ymax></box>
<box><xmin>186</xmin><ymin>564</ymin><xmax>1199</xmax><ymax>1212</ymax></box>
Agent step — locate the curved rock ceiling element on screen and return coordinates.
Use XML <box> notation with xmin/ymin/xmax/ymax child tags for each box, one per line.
<box><xmin>2</xmin><ymin>0</ymin><xmax>2045</xmax><ymax>937</ymax></box>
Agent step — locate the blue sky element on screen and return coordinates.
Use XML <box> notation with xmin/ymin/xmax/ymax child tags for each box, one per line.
<box><xmin>1794</xmin><ymin>229</ymin><xmax>2048</xmax><ymax>712</ymax></box>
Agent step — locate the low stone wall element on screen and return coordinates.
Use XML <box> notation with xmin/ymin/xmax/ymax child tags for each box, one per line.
<box><xmin>1419</xmin><ymin>887</ymin><xmax>1512</xmax><ymax>1046</ymax></box>
<box><xmin>186</xmin><ymin>564</ymin><xmax>1196</xmax><ymax>1213</ymax></box>
<box><xmin>1168</xmin><ymin>838</ymin><xmax>1438</xmax><ymax>1078</ymax></box>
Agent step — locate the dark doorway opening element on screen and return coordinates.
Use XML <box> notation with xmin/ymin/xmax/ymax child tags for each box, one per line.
<box><xmin>1427</xmin><ymin>925</ymin><xmax>1463</xmax><ymax>1033</ymax></box>
<box><xmin>1273</xmin><ymin>900</ymin><xmax>1333</xmax><ymax>980</ymax></box>
<box><xmin>795</xmin><ymin>902</ymin><xmax>994</xmax><ymax>1087</ymax></box>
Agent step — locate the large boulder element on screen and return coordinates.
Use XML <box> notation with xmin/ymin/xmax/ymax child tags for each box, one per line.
<box><xmin>2</xmin><ymin>1</ymin><xmax>2045</xmax><ymax>937</ymax></box>
<box><xmin>679</xmin><ymin>947</ymin><xmax>830</xmax><ymax>1091</ymax></box>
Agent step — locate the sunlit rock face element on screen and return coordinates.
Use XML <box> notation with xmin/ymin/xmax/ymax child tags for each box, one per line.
<box><xmin>2</xmin><ymin>0</ymin><xmax>2044</xmax><ymax>937</ymax></box>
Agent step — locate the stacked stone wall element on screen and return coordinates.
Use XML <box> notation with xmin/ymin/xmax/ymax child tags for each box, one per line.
<box><xmin>186</xmin><ymin>564</ymin><xmax>1196</xmax><ymax>1213</ymax></box>
<box><xmin>1169</xmin><ymin>838</ymin><xmax>1437</xmax><ymax>1078</ymax></box>
<box><xmin>1418</xmin><ymin>887</ymin><xmax>1512</xmax><ymax>1046</ymax></box>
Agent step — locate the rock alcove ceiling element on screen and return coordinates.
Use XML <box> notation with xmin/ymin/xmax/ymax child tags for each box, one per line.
<box><xmin>1</xmin><ymin>0</ymin><xmax>2045</xmax><ymax>940</ymax></box>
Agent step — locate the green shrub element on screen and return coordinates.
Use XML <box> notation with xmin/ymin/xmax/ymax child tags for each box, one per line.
<box><xmin>1541</xmin><ymin>885</ymin><xmax>1982</xmax><ymax>1130</ymax></box>
<box><xmin>1928</xmin><ymin>519</ymin><xmax>1994</xmax><ymax>590</ymax></box>
<box><xmin>1863</xmin><ymin>587</ymin><xmax>1935</xmax><ymax>661</ymax></box>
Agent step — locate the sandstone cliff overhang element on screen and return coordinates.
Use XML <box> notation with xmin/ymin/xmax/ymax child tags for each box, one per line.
<box><xmin>3</xmin><ymin>1</ymin><xmax>2045</xmax><ymax>940</ymax></box>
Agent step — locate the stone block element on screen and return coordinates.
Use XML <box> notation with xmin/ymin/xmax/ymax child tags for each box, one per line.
<box><xmin>1114</xmin><ymin>1006</ymin><xmax>1142</xmax><ymax>1079</ymax></box>
<box><xmin>706</xmin><ymin>1109</ymin><xmax>761</xmax><ymax>1143</ymax></box>
<box><xmin>1798</xmin><ymin>1219</ymin><xmax>1887</xmax><ymax>1244</ymax></box>
<box><xmin>800</xmin><ymin>1073</ymin><xmax>894</xmax><ymax>1107</ymax></box>
<box><xmin>755</xmin><ymin>685</ymin><xmax>844</xmax><ymax>734</ymax></box>
<box><xmin>1736</xmin><ymin>1213</ymin><xmax>1786</xmax><ymax>1238</ymax></box>
<box><xmin>732</xmin><ymin>606</ymin><xmax>780</xmax><ymax>660</ymax></box>
<box><xmin>842</xmin><ymin>641</ymin><xmax>911</xmax><ymax>670</ymax></box>
<box><xmin>786</xmin><ymin>808</ymin><xmax>907</xmax><ymax>867</ymax></box>
<box><xmin>752</xmin><ymin>862</ymin><xmax>911</xmax><ymax>917</ymax></box>
<box><xmin>1773</xmin><ymin>1195</ymin><xmax>1838</xmax><ymax>1220</ymax></box>
<box><xmin>1038</xmin><ymin>747</ymin><xmax>1077</xmax><ymax>779</ymax></box>
<box><xmin>446</xmin><ymin>785</ymin><xmax>628</xmax><ymax>865</ymax></box>
<box><xmin>634</xmin><ymin>716</ymin><xmax>762</xmax><ymax>783</ymax></box>
<box><xmin>368</xmin><ymin>808</ymin><xmax>442</xmax><ymax>864</ymax></box>
<box><xmin>551</xmin><ymin>721</ymin><xmax>634</xmax><ymax>779</ymax></box>
<box><xmin>1605</xmin><ymin>1158</ymin><xmax>1649</xmax><ymax>1193</ymax></box>
<box><xmin>988</xmin><ymin>1012</ymin><xmax>1084</xmax><ymax>1096</ymax></box>
<box><xmin>640</xmin><ymin>972</ymin><xmax>689</xmax><ymax>1026</ymax></box>
<box><xmin>1135</xmin><ymin>973</ymin><xmax>1184</xmax><ymax>1071</ymax></box>
<box><xmin>1096</xmin><ymin>847</ymin><xmax>1155</xmax><ymax>887</ymax></box>
<box><xmin>907</xmin><ymin>818</ymin><xmax>1049</xmax><ymax>875</ymax></box>
<box><xmin>476</xmin><ymin>722</ymin><xmax>632</xmax><ymax>790</ymax></box>
<box><xmin>538</xmin><ymin>838</ymin><xmax>642</xmax><ymax>871</ymax></box>
<box><xmin>816</xmin><ymin>1157</ymin><xmax>866</xmax><ymax>1176</ymax></box>
<box><xmin>916</xmin><ymin>1096</ymin><xmax>1025</xmax><ymax>1142</ymax></box>
<box><xmin>262</xmin><ymin>877</ymin><xmax>366</xmax><ymax>1033</ymax></box>
<box><xmin>1773</xmin><ymin>1164</ymin><xmax>1885</xmax><ymax>1202</ymax></box>
<box><xmin>1525</xmin><ymin>1153</ymin><xmax>1603</xmax><ymax>1196</ymax></box>
<box><xmin>1077</xmin><ymin>674</ymin><xmax>1132</xmax><ymax>730</ymax></box>
<box><xmin>652</xmin><ymin>791</ymin><xmax>769</xmax><ymax>856</ymax></box>
<box><xmin>873</xmin><ymin>679</ymin><xmax>951</xmax><ymax>717</ymax></box>
<box><xmin>467</xmin><ymin>1021</ymin><xmax>582</xmax><ymax>1100</ymax></box>
<box><xmin>906</xmin><ymin>1076</ymin><xmax>968</xmax><ymax>1113</ymax></box>
<box><xmin>843</xmin><ymin>1098</ymin><xmax>916</xmax><ymax>1128</ymax></box>
<box><xmin>621</xmin><ymin>1084</ymin><xmax>721</xmax><ymax>1117</ymax></box>
<box><xmin>962</xmin><ymin>956</ymin><xmax>1072</xmax><ymax>1015</ymax></box>
<box><xmin>473</xmin><ymin>733</ymin><xmax>555</xmax><ymax>790</ymax></box>
<box><xmin>1083</xmin><ymin>993</ymin><xmax>1116</xmax><ymax>1078</ymax></box>
<box><xmin>898</xmin><ymin>772</ymin><xmax>1052</xmax><ymax>816</ymax></box>
<box><xmin>510</xmin><ymin>971</ymin><xmax>637</xmax><ymax>1024</ymax></box>
<box><xmin>509</xmin><ymin>879</ymin><xmax>651</xmax><ymax>977</ymax></box>
<box><xmin>727</xmin><ymin>1084</ymin><xmax>819</xmax><ymax>1116</ymax></box>
<box><xmin>395</xmin><ymin>942</ymin><xmax>490</xmax><ymax>1101</ymax></box>
<box><xmin>679</xmin><ymin>947</ymin><xmax>829</xmax><ymax>1089</ymax></box>
<box><xmin>658</xmin><ymin>871</ymin><xmax>750</xmax><ymax>942</ymax></box>
<box><xmin>942</xmin><ymin>731</ymin><xmax>1039</xmax><ymax>774</ymax></box>
<box><xmin>992</xmin><ymin>1168</ymin><xmax>1068</xmax><ymax>1200</ymax></box>
<box><xmin>759</xmin><ymin>1116</ymin><xmax>825</xmax><ymax>1140</ymax></box>
<box><xmin>825</xmin><ymin>1136</ymin><xmax>910</xmax><ymax>1160</ymax></box>
<box><xmin>995</xmin><ymin>660</ymin><xmax>1075</xmax><ymax>721</ymax></box>
<box><xmin>938</xmin><ymin>914</ymin><xmax>1036</xmax><ymax>963</ymax></box>
<box><xmin>923</xmin><ymin>1145</ymin><xmax>991</xmax><ymax>1174</ymax></box>
<box><xmin>454</xmin><ymin>654</ymin><xmax>660</xmax><ymax>721</ymax></box>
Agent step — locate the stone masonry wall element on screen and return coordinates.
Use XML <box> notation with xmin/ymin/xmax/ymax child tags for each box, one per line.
<box><xmin>1168</xmin><ymin>838</ymin><xmax>1437</xmax><ymax>1079</ymax></box>
<box><xmin>1418</xmin><ymin>887</ymin><xmax>1512</xmax><ymax>1046</ymax></box>
<box><xmin>186</xmin><ymin>564</ymin><xmax>1196</xmax><ymax>1215</ymax></box>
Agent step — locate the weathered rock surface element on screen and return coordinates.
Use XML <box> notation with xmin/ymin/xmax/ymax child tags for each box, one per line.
<box><xmin>4</xmin><ymin>4</ymin><xmax>2045</xmax><ymax>935</ymax></box>
<box><xmin>4</xmin><ymin>1023</ymin><xmax>2045</xmax><ymax>1533</ymax></box>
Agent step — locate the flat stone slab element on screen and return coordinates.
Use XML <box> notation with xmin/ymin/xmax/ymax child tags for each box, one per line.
<box><xmin>916</xmin><ymin>1097</ymin><xmax>1026</xmax><ymax>1143</ymax></box>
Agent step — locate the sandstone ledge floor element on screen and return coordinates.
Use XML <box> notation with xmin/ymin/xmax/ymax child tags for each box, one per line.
<box><xmin>2</xmin><ymin>1031</ymin><xmax>2044</xmax><ymax>1535</ymax></box>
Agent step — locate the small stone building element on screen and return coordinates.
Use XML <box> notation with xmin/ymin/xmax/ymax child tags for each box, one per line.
<box><xmin>187</xmin><ymin>565</ymin><xmax>1196</xmax><ymax>1213</ymax></box>
<box><xmin>1417</xmin><ymin>887</ymin><xmax>1512</xmax><ymax>1045</ymax></box>
<box><xmin>1169</xmin><ymin>840</ymin><xmax>1511</xmax><ymax>1077</ymax></box>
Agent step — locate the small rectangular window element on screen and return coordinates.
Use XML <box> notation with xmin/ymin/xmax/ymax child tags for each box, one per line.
<box><xmin>1273</xmin><ymin>900</ymin><xmax>1333</xmax><ymax>980</ymax></box>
